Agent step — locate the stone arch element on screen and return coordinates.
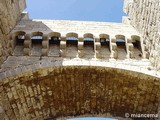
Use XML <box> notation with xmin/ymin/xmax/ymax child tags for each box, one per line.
<box><xmin>99</xmin><ymin>34</ymin><xmax>110</xmax><ymax>59</ymax></box>
<box><xmin>131</xmin><ymin>35</ymin><xmax>140</xmax><ymax>41</ymax></box>
<box><xmin>131</xmin><ymin>35</ymin><xmax>143</xmax><ymax>59</ymax></box>
<box><xmin>48</xmin><ymin>32</ymin><xmax>61</xmax><ymax>38</ymax></box>
<box><xmin>115</xmin><ymin>34</ymin><xmax>125</xmax><ymax>40</ymax></box>
<box><xmin>66</xmin><ymin>32</ymin><xmax>78</xmax><ymax>43</ymax></box>
<box><xmin>30</xmin><ymin>31</ymin><xmax>43</xmax><ymax>56</ymax></box>
<box><xmin>99</xmin><ymin>34</ymin><xmax>110</xmax><ymax>45</ymax></box>
<box><xmin>12</xmin><ymin>31</ymin><xmax>26</xmax><ymax>37</ymax></box>
<box><xmin>47</xmin><ymin>32</ymin><xmax>61</xmax><ymax>56</ymax></box>
<box><xmin>31</xmin><ymin>31</ymin><xmax>43</xmax><ymax>38</ymax></box>
<box><xmin>0</xmin><ymin>63</ymin><xmax>159</xmax><ymax>120</ymax></box>
<box><xmin>10</xmin><ymin>31</ymin><xmax>26</xmax><ymax>49</ymax></box>
<box><xmin>83</xmin><ymin>33</ymin><xmax>94</xmax><ymax>58</ymax></box>
<box><xmin>115</xmin><ymin>34</ymin><xmax>127</xmax><ymax>59</ymax></box>
<box><xmin>66</xmin><ymin>32</ymin><xmax>78</xmax><ymax>38</ymax></box>
<box><xmin>99</xmin><ymin>34</ymin><xmax>110</xmax><ymax>39</ymax></box>
<box><xmin>66</xmin><ymin>32</ymin><xmax>78</xmax><ymax>40</ymax></box>
<box><xmin>66</xmin><ymin>32</ymin><xmax>78</xmax><ymax>57</ymax></box>
<box><xmin>48</xmin><ymin>32</ymin><xmax>61</xmax><ymax>43</ymax></box>
<box><xmin>84</xmin><ymin>33</ymin><xmax>94</xmax><ymax>39</ymax></box>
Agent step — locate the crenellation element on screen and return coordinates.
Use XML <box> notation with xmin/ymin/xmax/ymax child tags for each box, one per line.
<box><xmin>10</xmin><ymin>28</ymin><xmax>146</xmax><ymax>60</ymax></box>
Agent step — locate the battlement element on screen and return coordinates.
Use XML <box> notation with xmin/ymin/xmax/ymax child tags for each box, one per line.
<box><xmin>9</xmin><ymin>19</ymin><xmax>149</xmax><ymax>59</ymax></box>
<box><xmin>0</xmin><ymin>19</ymin><xmax>158</xmax><ymax>79</ymax></box>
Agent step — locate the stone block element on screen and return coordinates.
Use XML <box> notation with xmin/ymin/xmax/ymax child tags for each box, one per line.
<box><xmin>78</xmin><ymin>41</ymin><xmax>84</xmax><ymax>50</ymax></box>
<box><xmin>95</xmin><ymin>50</ymin><xmax>101</xmax><ymax>58</ymax></box>
<box><xmin>60</xmin><ymin>41</ymin><xmax>66</xmax><ymax>49</ymax></box>
<box><xmin>24</xmin><ymin>40</ymin><xmax>31</xmax><ymax>48</ymax></box>
<box><xmin>78</xmin><ymin>50</ymin><xmax>84</xmax><ymax>58</ymax></box>
<box><xmin>42</xmin><ymin>48</ymin><xmax>48</xmax><ymax>56</ymax></box>
<box><xmin>94</xmin><ymin>42</ymin><xmax>101</xmax><ymax>50</ymax></box>
<box><xmin>23</xmin><ymin>48</ymin><xmax>30</xmax><ymax>56</ymax></box>
<box><xmin>127</xmin><ymin>43</ymin><xmax>133</xmax><ymax>51</ymax></box>
<box><xmin>60</xmin><ymin>49</ymin><xmax>66</xmax><ymax>57</ymax></box>
<box><xmin>110</xmin><ymin>51</ymin><xmax>118</xmax><ymax>59</ymax></box>
<box><xmin>111</xmin><ymin>43</ymin><xmax>117</xmax><ymax>51</ymax></box>
<box><xmin>42</xmin><ymin>40</ymin><xmax>49</xmax><ymax>49</ymax></box>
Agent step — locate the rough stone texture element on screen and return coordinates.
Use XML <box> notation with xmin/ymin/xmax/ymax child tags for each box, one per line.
<box><xmin>0</xmin><ymin>57</ymin><xmax>159</xmax><ymax>77</ymax></box>
<box><xmin>0</xmin><ymin>66</ymin><xmax>159</xmax><ymax>120</ymax></box>
<box><xmin>0</xmin><ymin>0</ymin><xmax>26</xmax><ymax>65</ymax></box>
<box><xmin>124</xmin><ymin>0</ymin><xmax>160</xmax><ymax>70</ymax></box>
<box><xmin>0</xmin><ymin>58</ymin><xmax>159</xmax><ymax>120</ymax></box>
<box><xmin>0</xmin><ymin>0</ymin><xmax>160</xmax><ymax>120</ymax></box>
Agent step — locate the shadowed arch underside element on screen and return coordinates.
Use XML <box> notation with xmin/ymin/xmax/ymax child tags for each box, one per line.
<box><xmin>1</xmin><ymin>66</ymin><xmax>160</xmax><ymax>120</ymax></box>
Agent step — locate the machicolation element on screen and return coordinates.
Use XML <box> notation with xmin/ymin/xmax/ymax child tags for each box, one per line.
<box><xmin>0</xmin><ymin>0</ymin><xmax>160</xmax><ymax>120</ymax></box>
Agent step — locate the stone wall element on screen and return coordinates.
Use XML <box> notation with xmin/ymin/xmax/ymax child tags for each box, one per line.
<box><xmin>0</xmin><ymin>0</ymin><xmax>26</xmax><ymax>65</ymax></box>
<box><xmin>0</xmin><ymin>66</ymin><xmax>159</xmax><ymax>120</ymax></box>
<box><xmin>124</xmin><ymin>0</ymin><xmax>160</xmax><ymax>70</ymax></box>
<box><xmin>0</xmin><ymin>1</ymin><xmax>160</xmax><ymax>119</ymax></box>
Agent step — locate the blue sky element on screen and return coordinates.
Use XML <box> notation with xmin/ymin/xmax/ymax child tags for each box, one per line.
<box><xmin>26</xmin><ymin>0</ymin><xmax>126</xmax><ymax>22</ymax></box>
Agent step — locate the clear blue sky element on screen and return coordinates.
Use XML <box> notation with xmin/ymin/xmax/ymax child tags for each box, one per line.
<box><xmin>26</xmin><ymin>0</ymin><xmax>126</xmax><ymax>22</ymax></box>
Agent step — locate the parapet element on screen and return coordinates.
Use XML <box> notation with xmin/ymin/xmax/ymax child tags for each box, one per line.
<box><xmin>9</xmin><ymin>19</ymin><xmax>149</xmax><ymax>59</ymax></box>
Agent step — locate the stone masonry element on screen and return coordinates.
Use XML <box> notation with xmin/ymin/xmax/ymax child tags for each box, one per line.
<box><xmin>124</xmin><ymin>0</ymin><xmax>160</xmax><ymax>70</ymax></box>
<box><xmin>0</xmin><ymin>0</ymin><xmax>26</xmax><ymax>65</ymax></box>
<box><xmin>1</xmin><ymin>65</ymin><xmax>159</xmax><ymax>120</ymax></box>
<box><xmin>0</xmin><ymin>0</ymin><xmax>160</xmax><ymax>120</ymax></box>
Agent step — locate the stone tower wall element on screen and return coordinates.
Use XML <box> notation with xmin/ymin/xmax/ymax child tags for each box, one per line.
<box><xmin>0</xmin><ymin>0</ymin><xmax>26</xmax><ymax>65</ymax></box>
<box><xmin>124</xmin><ymin>0</ymin><xmax>160</xmax><ymax>70</ymax></box>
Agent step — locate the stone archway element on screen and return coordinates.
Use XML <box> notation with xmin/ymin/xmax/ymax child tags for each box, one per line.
<box><xmin>0</xmin><ymin>66</ymin><xmax>159</xmax><ymax>120</ymax></box>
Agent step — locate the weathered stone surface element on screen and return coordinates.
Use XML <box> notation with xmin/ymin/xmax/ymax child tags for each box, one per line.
<box><xmin>124</xmin><ymin>0</ymin><xmax>160</xmax><ymax>70</ymax></box>
<box><xmin>0</xmin><ymin>0</ymin><xmax>160</xmax><ymax>120</ymax></box>
<box><xmin>0</xmin><ymin>66</ymin><xmax>159</xmax><ymax>120</ymax></box>
<box><xmin>0</xmin><ymin>0</ymin><xmax>26</xmax><ymax>65</ymax></box>
<box><xmin>9</xmin><ymin>19</ymin><xmax>148</xmax><ymax>60</ymax></box>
